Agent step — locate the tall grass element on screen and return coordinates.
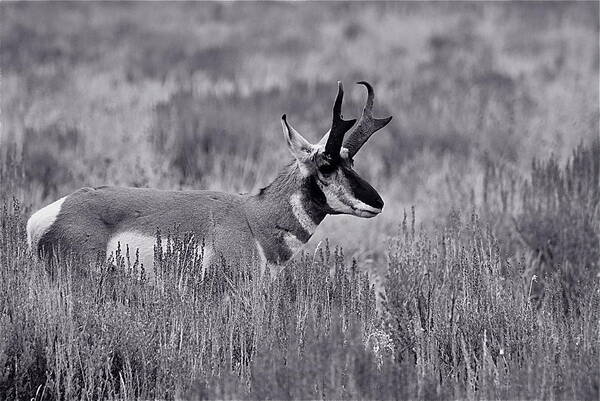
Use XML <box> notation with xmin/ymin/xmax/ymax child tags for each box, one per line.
<box><xmin>1</xmin><ymin>140</ymin><xmax>598</xmax><ymax>400</ymax></box>
<box><xmin>1</xmin><ymin>2</ymin><xmax>598</xmax><ymax>399</ymax></box>
<box><xmin>481</xmin><ymin>140</ymin><xmax>599</xmax><ymax>309</ymax></box>
<box><xmin>0</xmin><ymin>202</ymin><xmax>385</xmax><ymax>399</ymax></box>
<box><xmin>385</xmin><ymin>207</ymin><xmax>598</xmax><ymax>400</ymax></box>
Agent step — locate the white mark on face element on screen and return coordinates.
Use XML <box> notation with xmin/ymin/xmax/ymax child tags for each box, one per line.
<box><xmin>290</xmin><ymin>192</ymin><xmax>317</xmax><ymax>235</ymax></box>
<box><xmin>319</xmin><ymin>179</ymin><xmax>354</xmax><ymax>214</ymax></box>
<box><xmin>318</xmin><ymin>178</ymin><xmax>381</xmax><ymax>218</ymax></box>
<box><xmin>349</xmin><ymin>199</ymin><xmax>382</xmax><ymax>218</ymax></box>
<box><xmin>27</xmin><ymin>196</ymin><xmax>67</xmax><ymax>251</ymax></box>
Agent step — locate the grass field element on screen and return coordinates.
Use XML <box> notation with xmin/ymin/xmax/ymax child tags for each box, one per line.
<box><xmin>1</xmin><ymin>2</ymin><xmax>599</xmax><ymax>400</ymax></box>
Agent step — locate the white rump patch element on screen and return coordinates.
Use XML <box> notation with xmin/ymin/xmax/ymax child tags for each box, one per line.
<box><xmin>290</xmin><ymin>192</ymin><xmax>317</xmax><ymax>235</ymax></box>
<box><xmin>27</xmin><ymin>196</ymin><xmax>67</xmax><ymax>251</ymax></box>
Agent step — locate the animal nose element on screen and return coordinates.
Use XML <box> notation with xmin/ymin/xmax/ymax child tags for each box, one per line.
<box><xmin>373</xmin><ymin>194</ymin><xmax>384</xmax><ymax>210</ymax></box>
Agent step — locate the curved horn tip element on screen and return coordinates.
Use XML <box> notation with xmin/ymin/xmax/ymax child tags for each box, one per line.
<box><xmin>356</xmin><ymin>80</ymin><xmax>373</xmax><ymax>89</ymax></box>
<box><xmin>356</xmin><ymin>81</ymin><xmax>374</xmax><ymax>95</ymax></box>
<box><xmin>356</xmin><ymin>81</ymin><xmax>375</xmax><ymax>113</ymax></box>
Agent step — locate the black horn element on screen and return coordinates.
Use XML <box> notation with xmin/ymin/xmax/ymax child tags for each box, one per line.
<box><xmin>324</xmin><ymin>81</ymin><xmax>356</xmax><ymax>160</ymax></box>
<box><xmin>342</xmin><ymin>81</ymin><xmax>392</xmax><ymax>158</ymax></box>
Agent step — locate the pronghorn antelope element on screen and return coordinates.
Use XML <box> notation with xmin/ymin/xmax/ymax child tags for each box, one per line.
<box><xmin>26</xmin><ymin>81</ymin><xmax>392</xmax><ymax>276</ymax></box>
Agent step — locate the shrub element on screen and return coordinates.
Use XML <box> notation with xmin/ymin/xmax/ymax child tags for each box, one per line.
<box><xmin>2</xmin><ymin>178</ymin><xmax>598</xmax><ymax>399</ymax></box>
<box><xmin>384</xmin><ymin>208</ymin><xmax>599</xmax><ymax>400</ymax></box>
<box><xmin>482</xmin><ymin>139</ymin><xmax>599</xmax><ymax>309</ymax></box>
<box><xmin>516</xmin><ymin>140</ymin><xmax>599</xmax><ymax>307</ymax></box>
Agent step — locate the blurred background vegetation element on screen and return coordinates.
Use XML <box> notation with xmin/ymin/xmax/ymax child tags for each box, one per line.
<box><xmin>1</xmin><ymin>2</ymin><xmax>599</xmax><ymax>399</ymax></box>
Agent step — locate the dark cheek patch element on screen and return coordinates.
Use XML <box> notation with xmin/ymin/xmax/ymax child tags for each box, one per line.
<box><xmin>302</xmin><ymin>175</ymin><xmax>331</xmax><ymax>218</ymax></box>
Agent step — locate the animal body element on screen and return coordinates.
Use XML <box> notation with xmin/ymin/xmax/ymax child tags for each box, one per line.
<box><xmin>27</xmin><ymin>81</ymin><xmax>392</xmax><ymax>276</ymax></box>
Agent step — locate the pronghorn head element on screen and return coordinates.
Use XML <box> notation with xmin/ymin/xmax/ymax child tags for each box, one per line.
<box><xmin>281</xmin><ymin>81</ymin><xmax>392</xmax><ymax>218</ymax></box>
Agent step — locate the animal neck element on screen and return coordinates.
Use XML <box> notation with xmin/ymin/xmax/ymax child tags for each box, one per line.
<box><xmin>245</xmin><ymin>161</ymin><xmax>328</xmax><ymax>263</ymax></box>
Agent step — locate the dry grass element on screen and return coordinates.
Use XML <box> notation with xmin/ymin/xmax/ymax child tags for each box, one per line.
<box><xmin>0</xmin><ymin>2</ymin><xmax>598</xmax><ymax>400</ymax></box>
<box><xmin>1</xmin><ymin>146</ymin><xmax>598</xmax><ymax>399</ymax></box>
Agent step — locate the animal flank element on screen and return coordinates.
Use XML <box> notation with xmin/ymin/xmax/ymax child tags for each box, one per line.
<box><xmin>26</xmin><ymin>81</ymin><xmax>392</xmax><ymax>277</ymax></box>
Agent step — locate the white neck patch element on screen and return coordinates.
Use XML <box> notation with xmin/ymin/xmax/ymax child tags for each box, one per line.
<box><xmin>290</xmin><ymin>192</ymin><xmax>317</xmax><ymax>235</ymax></box>
<box><xmin>283</xmin><ymin>233</ymin><xmax>305</xmax><ymax>258</ymax></box>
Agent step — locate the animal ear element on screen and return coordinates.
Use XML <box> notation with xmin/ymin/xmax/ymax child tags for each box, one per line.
<box><xmin>281</xmin><ymin>114</ymin><xmax>314</xmax><ymax>161</ymax></box>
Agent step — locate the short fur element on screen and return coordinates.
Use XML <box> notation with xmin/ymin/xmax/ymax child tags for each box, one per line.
<box><xmin>32</xmin><ymin>162</ymin><xmax>328</xmax><ymax>270</ymax></box>
<box><xmin>28</xmin><ymin>81</ymin><xmax>391</xmax><ymax>276</ymax></box>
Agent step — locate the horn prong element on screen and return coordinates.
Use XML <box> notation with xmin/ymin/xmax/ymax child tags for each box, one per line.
<box><xmin>374</xmin><ymin>116</ymin><xmax>393</xmax><ymax>130</ymax></box>
<box><xmin>332</xmin><ymin>81</ymin><xmax>344</xmax><ymax>118</ymax></box>
<box><xmin>324</xmin><ymin>81</ymin><xmax>356</xmax><ymax>159</ymax></box>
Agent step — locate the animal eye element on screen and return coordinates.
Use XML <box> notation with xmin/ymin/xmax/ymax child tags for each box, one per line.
<box><xmin>319</xmin><ymin>164</ymin><xmax>336</xmax><ymax>176</ymax></box>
